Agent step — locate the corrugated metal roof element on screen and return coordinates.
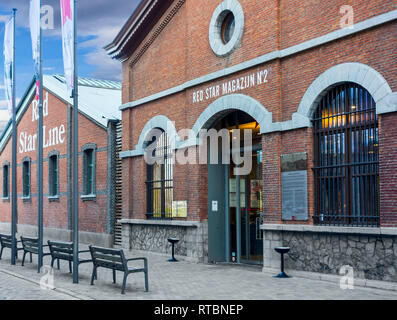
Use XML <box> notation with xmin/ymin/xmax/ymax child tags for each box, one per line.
<box><xmin>53</xmin><ymin>74</ymin><xmax>122</xmax><ymax>90</ymax></box>
<box><xmin>45</xmin><ymin>74</ymin><xmax>122</xmax><ymax>127</ymax></box>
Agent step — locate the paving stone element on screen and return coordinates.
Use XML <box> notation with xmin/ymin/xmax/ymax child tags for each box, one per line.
<box><xmin>0</xmin><ymin>245</ymin><xmax>397</xmax><ymax>300</ymax></box>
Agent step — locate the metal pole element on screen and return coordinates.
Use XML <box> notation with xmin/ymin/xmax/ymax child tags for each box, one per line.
<box><xmin>72</xmin><ymin>0</ymin><xmax>79</xmax><ymax>284</ymax></box>
<box><xmin>236</xmin><ymin>174</ymin><xmax>241</xmax><ymax>263</ymax></box>
<box><xmin>10</xmin><ymin>8</ymin><xmax>17</xmax><ymax>266</ymax></box>
<box><xmin>234</xmin><ymin>116</ymin><xmax>241</xmax><ymax>264</ymax></box>
<box><xmin>224</xmin><ymin>164</ymin><xmax>230</xmax><ymax>263</ymax></box>
<box><xmin>37</xmin><ymin>0</ymin><xmax>44</xmax><ymax>273</ymax></box>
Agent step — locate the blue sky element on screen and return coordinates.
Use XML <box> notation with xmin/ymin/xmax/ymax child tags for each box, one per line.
<box><xmin>0</xmin><ymin>0</ymin><xmax>140</xmax><ymax>121</ymax></box>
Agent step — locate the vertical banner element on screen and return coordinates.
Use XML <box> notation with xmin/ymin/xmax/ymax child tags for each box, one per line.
<box><xmin>30</xmin><ymin>0</ymin><xmax>41</xmax><ymax>101</ymax></box>
<box><xmin>29</xmin><ymin>0</ymin><xmax>40</xmax><ymax>77</ymax></box>
<box><xmin>60</xmin><ymin>0</ymin><xmax>74</xmax><ymax>97</ymax></box>
<box><xmin>3</xmin><ymin>16</ymin><xmax>14</xmax><ymax>116</ymax></box>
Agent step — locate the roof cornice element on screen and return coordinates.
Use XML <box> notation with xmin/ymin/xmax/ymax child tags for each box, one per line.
<box><xmin>105</xmin><ymin>0</ymin><xmax>176</xmax><ymax>62</ymax></box>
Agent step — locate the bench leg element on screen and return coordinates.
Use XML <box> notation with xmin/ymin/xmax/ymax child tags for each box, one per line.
<box><xmin>30</xmin><ymin>253</ymin><xmax>32</xmax><ymax>263</ymax></box>
<box><xmin>90</xmin><ymin>266</ymin><xmax>97</xmax><ymax>285</ymax></box>
<box><xmin>0</xmin><ymin>247</ymin><xmax>3</xmax><ymax>260</ymax></box>
<box><xmin>51</xmin><ymin>257</ymin><xmax>55</xmax><ymax>268</ymax></box>
<box><xmin>69</xmin><ymin>261</ymin><xmax>72</xmax><ymax>273</ymax></box>
<box><xmin>113</xmin><ymin>269</ymin><xmax>116</xmax><ymax>284</ymax></box>
<box><xmin>121</xmin><ymin>272</ymin><xmax>128</xmax><ymax>295</ymax></box>
<box><xmin>144</xmin><ymin>270</ymin><xmax>149</xmax><ymax>292</ymax></box>
<box><xmin>22</xmin><ymin>251</ymin><xmax>26</xmax><ymax>266</ymax></box>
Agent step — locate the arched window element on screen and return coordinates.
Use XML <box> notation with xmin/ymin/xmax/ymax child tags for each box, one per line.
<box><xmin>145</xmin><ymin>130</ymin><xmax>173</xmax><ymax>219</ymax></box>
<box><xmin>313</xmin><ymin>83</ymin><xmax>379</xmax><ymax>226</ymax></box>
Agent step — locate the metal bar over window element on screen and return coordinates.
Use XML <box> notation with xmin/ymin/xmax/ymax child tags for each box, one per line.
<box><xmin>313</xmin><ymin>83</ymin><xmax>379</xmax><ymax>227</ymax></box>
<box><xmin>146</xmin><ymin>131</ymin><xmax>173</xmax><ymax>220</ymax></box>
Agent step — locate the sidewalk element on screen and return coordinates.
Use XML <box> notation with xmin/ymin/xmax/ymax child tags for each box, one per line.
<box><xmin>1</xmin><ymin>245</ymin><xmax>397</xmax><ymax>300</ymax></box>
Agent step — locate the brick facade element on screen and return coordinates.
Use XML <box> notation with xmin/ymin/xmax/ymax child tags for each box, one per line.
<box><xmin>117</xmin><ymin>0</ymin><xmax>396</xmax><ymax>222</ymax></box>
<box><xmin>0</xmin><ymin>80</ymin><xmax>119</xmax><ymax>246</ymax></box>
<box><xmin>107</xmin><ymin>0</ymin><xmax>397</xmax><ymax>265</ymax></box>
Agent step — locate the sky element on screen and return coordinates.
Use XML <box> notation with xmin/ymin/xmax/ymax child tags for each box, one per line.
<box><xmin>0</xmin><ymin>0</ymin><xmax>141</xmax><ymax>123</ymax></box>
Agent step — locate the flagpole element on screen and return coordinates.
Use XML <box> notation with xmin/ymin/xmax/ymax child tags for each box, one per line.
<box><xmin>11</xmin><ymin>8</ymin><xmax>17</xmax><ymax>266</ymax></box>
<box><xmin>37</xmin><ymin>0</ymin><xmax>44</xmax><ymax>273</ymax></box>
<box><xmin>72</xmin><ymin>0</ymin><xmax>79</xmax><ymax>284</ymax></box>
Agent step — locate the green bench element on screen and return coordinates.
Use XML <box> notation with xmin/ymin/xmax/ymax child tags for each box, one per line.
<box><xmin>89</xmin><ymin>245</ymin><xmax>149</xmax><ymax>294</ymax></box>
<box><xmin>48</xmin><ymin>240</ymin><xmax>92</xmax><ymax>273</ymax></box>
<box><xmin>0</xmin><ymin>234</ymin><xmax>24</xmax><ymax>260</ymax></box>
<box><xmin>20</xmin><ymin>236</ymin><xmax>51</xmax><ymax>266</ymax></box>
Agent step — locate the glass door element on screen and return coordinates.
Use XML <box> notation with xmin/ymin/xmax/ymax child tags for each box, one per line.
<box><xmin>229</xmin><ymin>148</ymin><xmax>263</xmax><ymax>264</ymax></box>
<box><xmin>241</xmin><ymin>149</ymin><xmax>263</xmax><ymax>264</ymax></box>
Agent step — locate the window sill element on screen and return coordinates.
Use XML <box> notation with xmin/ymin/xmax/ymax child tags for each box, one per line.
<box><xmin>48</xmin><ymin>195</ymin><xmax>60</xmax><ymax>202</ymax></box>
<box><xmin>22</xmin><ymin>196</ymin><xmax>31</xmax><ymax>203</ymax></box>
<box><xmin>81</xmin><ymin>194</ymin><xmax>96</xmax><ymax>202</ymax></box>
<box><xmin>2</xmin><ymin>197</ymin><xmax>9</xmax><ymax>202</ymax></box>
<box><xmin>145</xmin><ymin>213</ymin><xmax>172</xmax><ymax>221</ymax></box>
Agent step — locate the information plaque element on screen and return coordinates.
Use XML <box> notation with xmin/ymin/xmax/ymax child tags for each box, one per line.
<box><xmin>281</xmin><ymin>170</ymin><xmax>308</xmax><ymax>221</ymax></box>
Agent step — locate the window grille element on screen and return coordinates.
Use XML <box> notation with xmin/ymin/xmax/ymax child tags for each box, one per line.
<box><xmin>312</xmin><ymin>83</ymin><xmax>379</xmax><ymax>227</ymax></box>
<box><xmin>146</xmin><ymin>131</ymin><xmax>173</xmax><ymax>219</ymax></box>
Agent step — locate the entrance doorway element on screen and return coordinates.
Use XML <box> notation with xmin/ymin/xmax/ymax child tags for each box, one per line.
<box><xmin>207</xmin><ymin>111</ymin><xmax>263</xmax><ymax>265</ymax></box>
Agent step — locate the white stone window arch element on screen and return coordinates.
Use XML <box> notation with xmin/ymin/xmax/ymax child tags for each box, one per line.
<box><xmin>297</xmin><ymin>62</ymin><xmax>394</xmax><ymax>120</ymax></box>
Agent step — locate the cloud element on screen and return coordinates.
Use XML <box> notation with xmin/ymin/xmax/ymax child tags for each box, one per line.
<box><xmin>0</xmin><ymin>98</ymin><xmax>21</xmax><ymax>111</ymax></box>
<box><xmin>0</xmin><ymin>15</ymin><xmax>9</xmax><ymax>23</ymax></box>
<box><xmin>0</xmin><ymin>108</ymin><xmax>9</xmax><ymax>122</ymax></box>
<box><xmin>0</xmin><ymin>100</ymin><xmax>8</xmax><ymax>109</ymax></box>
<box><xmin>0</xmin><ymin>0</ymin><xmax>141</xmax><ymax>80</ymax></box>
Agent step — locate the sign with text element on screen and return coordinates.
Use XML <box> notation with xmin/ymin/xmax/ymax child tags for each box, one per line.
<box><xmin>281</xmin><ymin>170</ymin><xmax>308</xmax><ymax>221</ymax></box>
<box><xmin>19</xmin><ymin>92</ymin><xmax>66</xmax><ymax>154</ymax></box>
<box><xmin>192</xmin><ymin>69</ymin><xmax>269</xmax><ymax>104</ymax></box>
<box><xmin>172</xmin><ymin>201</ymin><xmax>187</xmax><ymax>218</ymax></box>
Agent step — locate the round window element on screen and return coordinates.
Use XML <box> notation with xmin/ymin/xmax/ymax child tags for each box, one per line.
<box><xmin>209</xmin><ymin>0</ymin><xmax>244</xmax><ymax>57</ymax></box>
<box><xmin>221</xmin><ymin>12</ymin><xmax>235</xmax><ymax>44</ymax></box>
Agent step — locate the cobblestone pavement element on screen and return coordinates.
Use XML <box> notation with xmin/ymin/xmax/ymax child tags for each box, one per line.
<box><xmin>1</xmin><ymin>246</ymin><xmax>397</xmax><ymax>300</ymax></box>
<box><xmin>0</xmin><ymin>268</ymin><xmax>76</xmax><ymax>300</ymax></box>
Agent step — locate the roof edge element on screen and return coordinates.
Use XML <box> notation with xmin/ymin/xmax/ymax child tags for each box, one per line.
<box><xmin>105</xmin><ymin>0</ymin><xmax>175</xmax><ymax>61</ymax></box>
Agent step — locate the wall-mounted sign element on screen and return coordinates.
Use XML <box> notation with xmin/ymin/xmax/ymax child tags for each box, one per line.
<box><xmin>192</xmin><ymin>69</ymin><xmax>269</xmax><ymax>104</ymax></box>
<box><xmin>281</xmin><ymin>153</ymin><xmax>308</xmax><ymax>221</ymax></box>
<box><xmin>281</xmin><ymin>170</ymin><xmax>308</xmax><ymax>221</ymax></box>
<box><xmin>212</xmin><ymin>200</ymin><xmax>218</xmax><ymax>212</ymax></box>
<box><xmin>172</xmin><ymin>201</ymin><xmax>187</xmax><ymax>218</ymax></box>
<box><xmin>19</xmin><ymin>91</ymin><xmax>66</xmax><ymax>154</ymax></box>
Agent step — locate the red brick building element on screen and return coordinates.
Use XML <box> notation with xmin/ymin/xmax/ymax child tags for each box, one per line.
<box><xmin>106</xmin><ymin>0</ymin><xmax>397</xmax><ymax>281</ymax></box>
<box><xmin>0</xmin><ymin>75</ymin><xmax>122</xmax><ymax>247</ymax></box>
